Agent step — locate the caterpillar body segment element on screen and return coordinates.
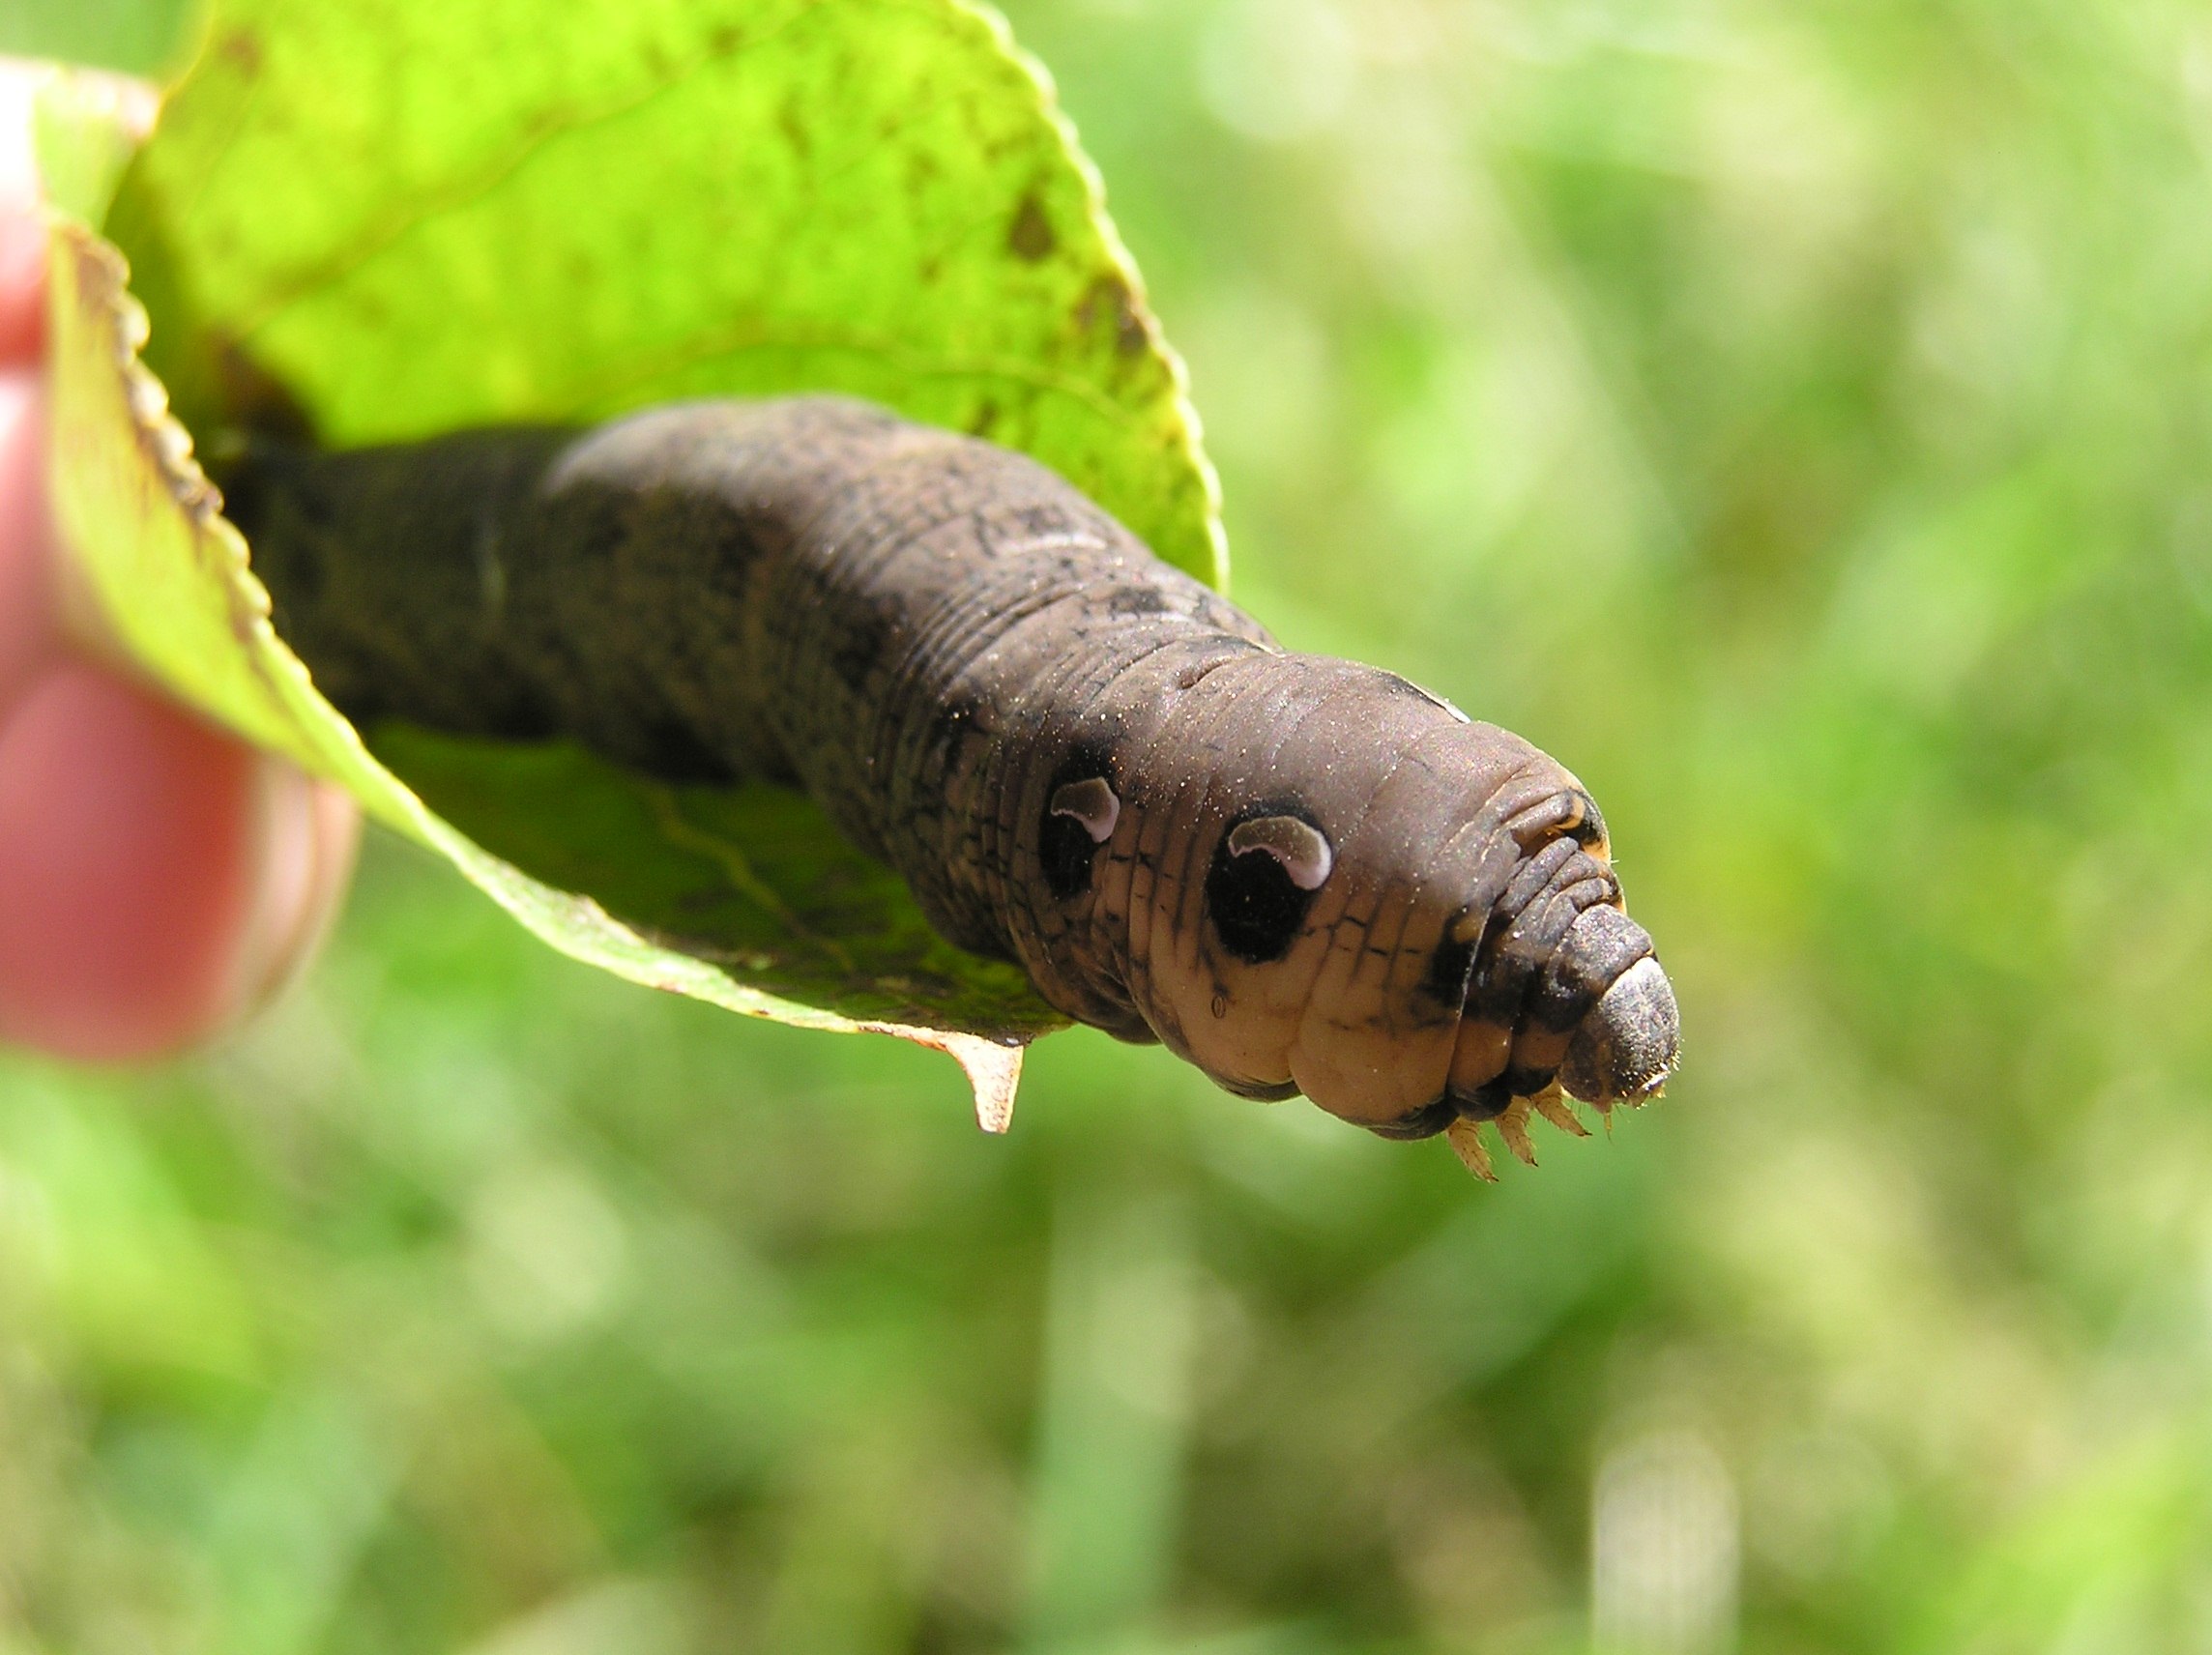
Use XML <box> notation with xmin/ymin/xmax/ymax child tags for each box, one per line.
<box><xmin>220</xmin><ymin>396</ymin><xmax>1677</xmax><ymax>1149</ymax></box>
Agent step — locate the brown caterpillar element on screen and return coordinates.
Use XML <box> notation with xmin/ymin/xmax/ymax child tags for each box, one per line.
<box><xmin>218</xmin><ymin>396</ymin><xmax>1677</xmax><ymax>1173</ymax></box>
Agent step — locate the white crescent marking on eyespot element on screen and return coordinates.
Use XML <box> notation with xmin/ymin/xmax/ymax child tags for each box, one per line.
<box><xmin>1050</xmin><ymin>776</ymin><xmax>1121</xmax><ymax>843</ymax></box>
<box><xmin>1227</xmin><ymin>815</ymin><xmax>1334</xmax><ymax>890</ymax></box>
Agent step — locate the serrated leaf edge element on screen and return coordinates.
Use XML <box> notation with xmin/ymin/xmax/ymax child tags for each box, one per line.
<box><xmin>47</xmin><ymin>217</ymin><xmax>1044</xmax><ymax>1112</ymax></box>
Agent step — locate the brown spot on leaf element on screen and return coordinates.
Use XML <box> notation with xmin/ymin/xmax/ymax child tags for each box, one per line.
<box><xmin>778</xmin><ymin>97</ymin><xmax>810</xmax><ymax>160</ymax></box>
<box><xmin>1007</xmin><ymin>192</ymin><xmax>1056</xmax><ymax>262</ymax></box>
<box><xmin>218</xmin><ymin>29</ymin><xmax>262</xmax><ymax>72</ymax></box>
<box><xmin>1077</xmin><ymin>272</ymin><xmax>1150</xmax><ymax>359</ymax></box>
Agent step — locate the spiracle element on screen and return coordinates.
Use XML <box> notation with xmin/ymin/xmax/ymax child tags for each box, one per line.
<box><xmin>218</xmin><ymin>395</ymin><xmax>1678</xmax><ymax>1172</ymax></box>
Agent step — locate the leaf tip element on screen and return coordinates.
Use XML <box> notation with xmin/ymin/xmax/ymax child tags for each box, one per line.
<box><xmin>855</xmin><ymin>1021</ymin><xmax>1030</xmax><ymax>1132</ymax></box>
<box><xmin>953</xmin><ymin>1033</ymin><xmax>1025</xmax><ymax>1134</ymax></box>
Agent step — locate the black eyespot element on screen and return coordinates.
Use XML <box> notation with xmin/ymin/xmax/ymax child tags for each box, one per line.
<box><xmin>1038</xmin><ymin>746</ymin><xmax>1119</xmax><ymax>902</ymax></box>
<box><xmin>1041</xmin><ymin>811</ymin><xmax>1099</xmax><ymax>899</ymax></box>
<box><xmin>1205</xmin><ymin>805</ymin><xmax>1322</xmax><ymax>964</ymax></box>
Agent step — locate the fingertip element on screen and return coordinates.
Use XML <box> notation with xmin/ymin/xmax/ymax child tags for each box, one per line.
<box><xmin>0</xmin><ymin>210</ymin><xmax>44</xmax><ymax>363</ymax></box>
<box><xmin>0</xmin><ymin>67</ymin><xmax>348</xmax><ymax>1065</ymax></box>
<box><xmin>0</xmin><ymin>62</ymin><xmax>48</xmax><ymax>365</ymax></box>
<box><xmin>219</xmin><ymin>763</ymin><xmax>362</xmax><ymax>1028</ymax></box>
<box><xmin>0</xmin><ymin>663</ymin><xmax>356</xmax><ymax>1062</ymax></box>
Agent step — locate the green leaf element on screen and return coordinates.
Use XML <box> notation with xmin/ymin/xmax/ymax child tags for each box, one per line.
<box><xmin>0</xmin><ymin>0</ymin><xmax>199</xmax><ymax>77</ymax></box>
<box><xmin>108</xmin><ymin>0</ymin><xmax>1224</xmax><ymax>586</ymax></box>
<box><xmin>44</xmin><ymin>1</ymin><xmax>1226</xmax><ymax>1114</ymax></box>
<box><xmin>368</xmin><ymin>723</ymin><xmax>1067</xmax><ymax>1048</ymax></box>
<box><xmin>30</xmin><ymin>64</ymin><xmax>151</xmax><ymax>225</ymax></box>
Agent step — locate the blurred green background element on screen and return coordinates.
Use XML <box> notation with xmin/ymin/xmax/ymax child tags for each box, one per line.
<box><xmin>10</xmin><ymin>0</ymin><xmax>2212</xmax><ymax>1649</ymax></box>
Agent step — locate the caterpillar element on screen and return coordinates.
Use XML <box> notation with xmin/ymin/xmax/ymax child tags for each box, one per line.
<box><xmin>217</xmin><ymin>396</ymin><xmax>1677</xmax><ymax>1175</ymax></box>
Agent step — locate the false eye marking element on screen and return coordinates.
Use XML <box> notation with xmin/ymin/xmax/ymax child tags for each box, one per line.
<box><xmin>1050</xmin><ymin>776</ymin><xmax>1121</xmax><ymax>843</ymax></box>
<box><xmin>1040</xmin><ymin>770</ymin><xmax>1121</xmax><ymax>901</ymax></box>
<box><xmin>1205</xmin><ymin>809</ymin><xmax>1331</xmax><ymax>964</ymax></box>
<box><xmin>1225</xmin><ymin>815</ymin><xmax>1334</xmax><ymax>890</ymax></box>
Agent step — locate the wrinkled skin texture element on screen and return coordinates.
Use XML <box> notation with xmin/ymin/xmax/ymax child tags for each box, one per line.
<box><xmin>225</xmin><ymin>397</ymin><xmax>1676</xmax><ymax>1134</ymax></box>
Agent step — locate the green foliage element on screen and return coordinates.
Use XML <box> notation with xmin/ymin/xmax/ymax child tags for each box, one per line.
<box><xmin>377</xmin><ymin>725</ymin><xmax>1062</xmax><ymax>1041</ymax></box>
<box><xmin>12</xmin><ymin>0</ymin><xmax>2212</xmax><ymax>1651</ymax></box>
<box><xmin>43</xmin><ymin>0</ymin><xmax>1243</xmax><ymax>1086</ymax></box>
<box><xmin>0</xmin><ymin>0</ymin><xmax>197</xmax><ymax>75</ymax></box>
<box><xmin>107</xmin><ymin>0</ymin><xmax>1220</xmax><ymax>583</ymax></box>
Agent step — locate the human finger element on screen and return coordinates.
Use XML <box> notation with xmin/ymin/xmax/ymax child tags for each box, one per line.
<box><xmin>0</xmin><ymin>660</ymin><xmax>360</xmax><ymax>1060</ymax></box>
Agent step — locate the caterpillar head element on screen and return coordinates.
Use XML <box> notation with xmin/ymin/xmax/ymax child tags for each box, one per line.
<box><xmin>1018</xmin><ymin>647</ymin><xmax>1677</xmax><ymax>1170</ymax></box>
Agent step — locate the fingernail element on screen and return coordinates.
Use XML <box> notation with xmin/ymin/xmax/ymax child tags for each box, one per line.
<box><xmin>218</xmin><ymin>758</ymin><xmax>363</xmax><ymax>1027</ymax></box>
